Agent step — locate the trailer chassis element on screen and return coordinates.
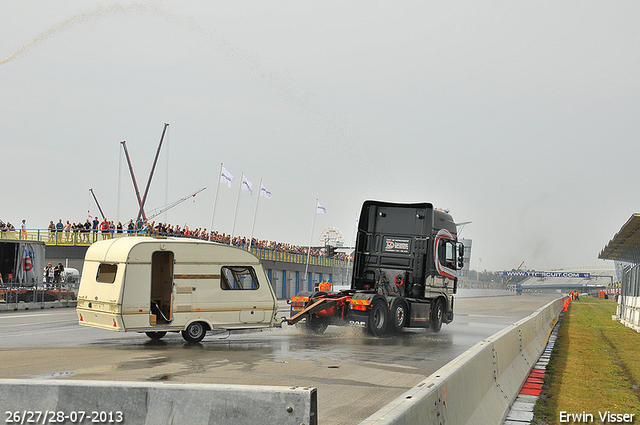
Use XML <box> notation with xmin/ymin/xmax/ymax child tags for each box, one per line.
<box><xmin>286</xmin><ymin>290</ymin><xmax>452</xmax><ymax>336</ymax></box>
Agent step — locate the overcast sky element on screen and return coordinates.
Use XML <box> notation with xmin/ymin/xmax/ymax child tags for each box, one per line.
<box><xmin>2</xmin><ymin>1</ymin><xmax>639</xmax><ymax>272</ymax></box>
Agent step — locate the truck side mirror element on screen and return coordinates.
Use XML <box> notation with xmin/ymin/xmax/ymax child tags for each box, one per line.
<box><xmin>457</xmin><ymin>243</ymin><xmax>465</xmax><ymax>270</ymax></box>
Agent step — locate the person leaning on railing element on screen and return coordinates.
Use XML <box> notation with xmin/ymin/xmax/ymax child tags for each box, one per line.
<box><xmin>82</xmin><ymin>219</ymin><xmax>91</xmax><ymax>243</ymax></box>
<box><xmin>55</xmin><ymin>219</ymin><xmax>63</xmax><ymax>243</ymax></box>
<box><xmin>47</xmin><ymin>221</ymin><xmax>55</xmax><ymax>242</ymax></box>
<box><xmin>0</xmin><ymin>221</ymin><xmax>16</xmax><ymax>238</ymax></box>
<box><xmin>63</xmin><ymin>220</ymin><xmax>71</xmax><ymax>242</ymax></box>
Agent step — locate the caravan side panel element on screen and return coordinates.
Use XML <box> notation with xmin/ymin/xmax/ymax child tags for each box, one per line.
<box><xmin>172</xmin><ymin>262</ymin><xmax>275</xmax><ymax>328</ymax></box>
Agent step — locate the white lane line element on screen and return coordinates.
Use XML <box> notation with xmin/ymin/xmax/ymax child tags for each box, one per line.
<box><xmin>2</xmin><ymin>325</ymin><xmax>84</xmax><ymax>338</ymax></box>
<box><xmin>0</xmin><ymin>319</ymin><xmax>78</xmax><ymax>329</ymax></box>
<box><xmin>0</xmin><ymin>311</ymin><xmax>77</xmax><ymax>319</ymax></box>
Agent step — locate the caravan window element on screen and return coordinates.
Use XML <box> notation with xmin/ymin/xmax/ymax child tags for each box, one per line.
<box><xmin>96</xmin><ymin>263</ymin><xmax>117</xmax><ymax>283</ymax></box>
<box><xmin>220</xmin><ymin>266</ymin><xmax>259</xmax><ymax>290</ymax></box>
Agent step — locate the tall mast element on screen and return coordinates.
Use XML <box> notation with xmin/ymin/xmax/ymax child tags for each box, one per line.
<box><xmin>120</xmin><ymin>141</ymin><xmax>146</xmax><ymax>220</ymax></box>
<box><xmin>89</xmin><ymin>188</ymin><xmax>106</xmax><ymax>220</ymax></box>
<box><xmin>137</xmin><ymin>123</ymin><xmax>169</xmax><ymax>222</ymax></box>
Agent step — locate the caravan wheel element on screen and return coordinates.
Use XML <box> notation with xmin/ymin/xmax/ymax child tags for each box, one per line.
<box><xmin>182</xmin><ymin>322</ymin><xmax>207</xmax><ymax>343</ymax></box>
<box><xmin>145</xmin><ymin>331</ymin><xmax>167</xmax><ymax>340</ymax></box>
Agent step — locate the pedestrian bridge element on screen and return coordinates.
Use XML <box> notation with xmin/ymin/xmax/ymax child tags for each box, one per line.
<box><xmin>0</xmin><ymin>229</ymin><xmax>348</xmax><ymax>269</ymax></box>
<box><xmin>1</xmin><ymin>229</ymin><xmax>351</xmax><ymax>298</ymax></box>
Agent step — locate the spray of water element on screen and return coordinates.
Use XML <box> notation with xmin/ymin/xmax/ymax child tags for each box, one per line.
<box><xmin>1</xmin><ymin>5</ymin><xmax>132</xmax><ymax>66</ymax></box>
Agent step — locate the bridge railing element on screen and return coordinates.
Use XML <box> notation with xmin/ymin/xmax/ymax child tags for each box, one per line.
<box><xmin>0</xmin><ymin>229</ymin><xmax>349</xmax><ymax>268</ymax></box>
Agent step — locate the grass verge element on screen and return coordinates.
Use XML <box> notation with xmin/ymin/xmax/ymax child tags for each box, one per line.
<box><xmin>533</xmin><ymin>297</ymin><xmax>640</xmax><ymax>424</ymax></box>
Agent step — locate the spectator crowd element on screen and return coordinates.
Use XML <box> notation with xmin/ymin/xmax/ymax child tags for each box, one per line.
<box><xmin>1</xmin><ymin>217</ymin><xmax>351</xmax><ymax>261</ymax></box>
<box><xmin>0</xmin><ymin>221</ymin><xmax>15</xmax><ymax>231</ymax></box>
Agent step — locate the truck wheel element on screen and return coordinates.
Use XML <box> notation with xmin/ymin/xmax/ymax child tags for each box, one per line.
<box><xmin>145</xmin><ymin>331</ymin><xmax>167</xmax><ymax>340</ymax></box>
<box><xmin>302</xmin><ymin>314</ymin><xmax>328</xmax><ymax>334</ymax></box>
<box><xmin>366</xmin><ymin>300</ymin><xmax>388</xmax><ymax>336</ymax></box>
<box><xmin>430</xmin><ymin>300</ymin><xmax>444</xmax><ymax>332</ymax></box>
<box><xmin>388</xmin><ymin>298</ymin><xmax>407</xmax><ymax>333</ymax></box>
<box><xmin>182</xmin><ymin>322</ymin><xmax>207</xmax><ymax>343</ymax></box>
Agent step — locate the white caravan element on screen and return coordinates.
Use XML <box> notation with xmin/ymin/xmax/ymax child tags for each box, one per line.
<box><xmin>76</xmin><ymin>237</ymin><xmax>279</xmax><ymax>342</ymax></box>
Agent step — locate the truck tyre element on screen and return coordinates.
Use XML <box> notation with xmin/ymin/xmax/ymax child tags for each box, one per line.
<box><xmin>302</xmin><ymin>314</ymin><xmax>328</xmax><ymax>334</ymax></box>
<box><xmin>430</xmin><ymin>300</ymin><xmax>444</xmax><ymax>332</ymax></box>
<box><xmin>182</xmin><ymin>322</ymin><xmax>207</xmax><ymax>343</ymax></box>
<box><xmin>388</xmin><ymin>298</ymin><xmax>407</xmax><ymax>333</ymax></box>
<box><xmin>367</xmin><ymin>300</ymin><xmax>388</xmax><ymax>336</ymax></box>
<box><xmin>145</xmin><ymin>331</ymin><xmax>167</xmax><ymax>340</ymax></box>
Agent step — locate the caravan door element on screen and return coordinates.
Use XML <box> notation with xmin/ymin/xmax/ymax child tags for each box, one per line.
<box><xmin>150</xmin><ymin>251</ymin><xmax>174</xmax><ymax>325</ymax></box>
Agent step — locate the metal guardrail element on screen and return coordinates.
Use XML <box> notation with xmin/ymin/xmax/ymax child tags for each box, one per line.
<box><xmin>0</xmin><ymin>229</ymin><xmax>349</xmax><ymax>268</ymax></box>
<box><xmin>0</xmin><ymin>283</ymin><xmax>77</xmax><ymax>304</ymax></box>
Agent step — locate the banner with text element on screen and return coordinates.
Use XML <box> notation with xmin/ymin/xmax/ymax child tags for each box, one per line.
<box><xmin>498</xmin><ymin>271</ymin><xmax>591</xmax><ymax>278</ymax></box>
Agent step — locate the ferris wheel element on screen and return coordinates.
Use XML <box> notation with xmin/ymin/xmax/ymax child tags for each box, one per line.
<box><xmin>319</xmin><ymin>227</ymin><xmax>345</xmax><ymax>247</ymax></box>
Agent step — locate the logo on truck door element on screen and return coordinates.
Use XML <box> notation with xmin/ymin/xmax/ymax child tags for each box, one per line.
<box><xmin>383</xmin><ymin>237</ymin><xmax>411</xmax><ymax>253</ymax></box>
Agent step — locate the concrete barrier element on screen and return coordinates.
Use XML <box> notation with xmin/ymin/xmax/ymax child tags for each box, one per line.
<box><xmin>0</xmin><ymin>299</ymin><xmax>77</xmax><ymax>311</ymax></box>
<box><xmin>359</xmin><ymin>297</ymin><xmax>564</xmax><ymax>425</ymax></box>
<box><xmin>0</xmin><ymin>379</ymin><xmax>317</xmax><ymax>425</ymax></box>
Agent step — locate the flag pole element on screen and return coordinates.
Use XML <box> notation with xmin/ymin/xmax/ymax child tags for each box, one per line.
<box><xmin>304</xmin><ymin>199</ymin><xmax>318</xmax><ymax>287</ymax></box>
<box><xmin>248</xmin><ymin>178</ymin><xmax>262</xmax><ymax>251</ymax></box>
<box><xmin>230</xmin><ymin>172</ymin><xmax>243</xmax><ymax>242</ymax></box>
<box><xmin>208</xmin><ymin>163</ymin><xmax>224</xmax><ymax>241</ymax></box>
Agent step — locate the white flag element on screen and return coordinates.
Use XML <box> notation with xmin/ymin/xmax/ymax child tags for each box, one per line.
<box><xmin>220</xmin><ymin>166</ymin><xmax>235</xmax><ymax>188</ymax></box>
<box><xmin>241</xmin><ymin>175</ymin><xmax>253</xmax><ymax>195</ymax></box>
<box><xmin>316</xmin><ymin>200</ymin><xmax>327</xmax><ymax>215</ymax></box>
<box><xmin>260</xmin><ymin>182</ymin><xmax>272</xmax><ymax>199</ymax></box>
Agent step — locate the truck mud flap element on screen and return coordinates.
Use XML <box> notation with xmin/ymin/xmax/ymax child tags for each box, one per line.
<box><xmin>286</xmin><ymin>299</ymin><xmax>340</xmax><ymax>326</ymax></box>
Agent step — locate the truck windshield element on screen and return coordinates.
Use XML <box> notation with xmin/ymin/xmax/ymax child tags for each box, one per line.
<box><xmin>220</xmin><ymin>266</ymin><xmax>259</xmax><ymax>290</ymax></box>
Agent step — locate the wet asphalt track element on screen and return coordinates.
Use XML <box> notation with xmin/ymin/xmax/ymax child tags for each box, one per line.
<box><xmin>0</xmin><ymin>291</ymin><xmax>559</xmax><ymax>425</ymax></box>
